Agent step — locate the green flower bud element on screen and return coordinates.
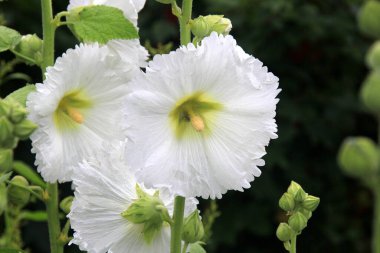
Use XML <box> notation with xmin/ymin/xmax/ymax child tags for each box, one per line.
<box><xmin>279</xmin><ymin>192</ymin><xmax>295</xmax><ymax>211</ymax></box>
<box><xmin>358</xmin><ymin>0</ymin><xmax>380</xmax><ymax>39</ymax></box>
<box><xmin>276</xmin><ymin>223</ymin><xmax>293</xmax><ymax>242</ymax></box>
<box><xmin>298</xmin><ymin>208</ymin><xmax>312</xmax><ymax>220</ymax></box>
<box><xmin>191</xmin><ymin>17</ymin><xmax>211</xmax><ymax>38</ymax></box>
<box><xmin>338</xmin><ymin>137</ymin><xmax>379</xmax><ymax>178</ymax></box>
<box><xmin>14</xmin><ymin>34</ymin><xmax>43</xmax><ymax>65</ymax></box>
<box><xmin>360</xmin><ymin>71</ymin><xmax>380</xmax><ymax>114</ymax></box>
<box><xmin>287</xmin><ymin>181</ymin><xmax>306</xmax><ymax>201</ymax></box>
<box><xmin>121</xmin><ymin>185</ymin><xmax>170</xmax><ymax>244</ymax></box>
<box><xmin>0</xmin><ymin>149</ymin><xmax>13</xmax><ymax>172</ymax></box>
<box><xmin>0</xmin><ymin>183</ymin><xmax>7</xmax><ymax>216</ymax></box>
<box><xmin>155</xmin><ymin>0</ymin><xmax>173</xmax><ymax>4</ymax></box>
<box><xmin>13</xmin><ymin>120</ymin><xmax>37</xmax><ymax>140</ymax></box>
<box><xmin>7</xmin><ymin>175</ymin><xmax>30</xmax><ymax>207</ymax></box>
<box><xmin>9</xmin><ymin>105</ymin><xmax>27</xmax><ymax>124</ymax></box>
<box><xmin>288</xmin><ymin>212</ymin><xmax>308</xmax><ymax>232</ymax></box>
<box><xmin>302</xmin><ymin>195</ymin><xmax>320</xmax><ymax>212</ymax></box>
<box><xmin>0</xmin><ymin>116</ymin><xmax>14</xmax><ymax>143</ymax></box>
<box><xmin>191</xmin><ymin>15</ymin><xmax>232</xmax><ymax>40</ymax></box>
<box><xmin>0</xmin><ymin>100</ymin><xmax>11</xmax><ymax>117</ymax></box>
<box><xmin>60</xmin><ymin>196</ymin><xmax>74</xmax><ymax>214</ymax></box>
<box><xmin>366</xmin><ymin>41</ymin><xmax>380</xmax><ymax>70</ymax></box>
<box><xmin>182</xmin><ymin>210</ymin><xmax>205</xmax><ymax>243</ymax></box>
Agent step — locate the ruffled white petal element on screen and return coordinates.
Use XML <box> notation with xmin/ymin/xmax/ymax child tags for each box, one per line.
<box><xmin>27</xmin><ymin>44</ymin><xmax>131</xmax><ymax>183</ymax></box>
<box><xmin>69</xmin><ymin>142</ymin><xmax>197</xmax><ymax>253</ymax></box>
<box><xmin>124</xmin><ymin>32</ymin><xmax>280</xmax><ymax>199</ymax></box>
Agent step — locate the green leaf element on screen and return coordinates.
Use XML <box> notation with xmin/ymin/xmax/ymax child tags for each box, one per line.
<box><xmin>189</xmin><ymin>242</ymin><xmax>206</xmax><ymax>253</ymax></box>
<box><xmin>20</xmin><ymin>211</ymin><xmax>47</xmax><ymax>221</ymax></box>
<box><xmin>12</xmin><ymin>161</ymin><xmax>46</xmax><ymax>188</ymax></box>
<box><xmin>0</xmin><ymin>26</ymin><xmax>22</xmax><ymax>53</ymax></box>
<box><xmin>5</xmin><ymin>84</ymin><xmax>35</xmax><ymax>106</ymax></box>
<box><xmin>69</xmin><ymin>5</ymin><xmax>138</xmax><ymax>44</ymax></box>
<box><xmin>0</xmin><ymin>172</ymin><xmax>12</xmax><ymax>184</ymax></box>
<box><xmin>0</xmin><ymin>249</ymin><xmax>24</xmax><ymax>253</ymax></box>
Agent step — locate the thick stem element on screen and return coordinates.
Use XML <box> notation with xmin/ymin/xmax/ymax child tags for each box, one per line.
<box><xmin>179</xmin><ymin>0</ymin><xmax>193</xmax><ymax>45</ymax></box>
<box><xmin>41</xmin><ymin>0</ymin><xmax>55</xmax><ymax>74</ymax></box>
<box><xmin>290</xmin><ymin>235</ymin><xmax>297</xmax><ymax>253</ymax></box>
<box><xmin>170</xmin><ymin>196</ymin><xmax>186</xmax><ymax>253</ymax></box>
<box><xmin>373</xmin><ymin>184</ymin><xmax>380</xmax><ymax>253</ymax></box>
<box><xmin>45</xmin><ymin>183</ymin><xmax>63</xmax><ymax>253</ymax></box>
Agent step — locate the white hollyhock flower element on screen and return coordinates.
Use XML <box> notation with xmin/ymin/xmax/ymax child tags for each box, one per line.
<box><xmin>124</xmin><ymin>32</ymin><xmax>280</xmax><ymax>199</ymax></box>
<box><xmin>67</xmin><ymin>0</ymin><xmax>146</xmax><ymax>26</ymax></box>
<box><xmin>27</xmin><ymin>43</ymin><xmax>141</xmax><ymax>183</ymax></box>
<box><xmin>69</xmin><ymin>142</ymin><xmax>197</xmax><ymax>253</ymax></box>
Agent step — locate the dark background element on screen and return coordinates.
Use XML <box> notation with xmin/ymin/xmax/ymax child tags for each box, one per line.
<box><xmin>0</xmin><ymin>0</ymin><xmax>376</xmax><ymax>252</ymax></box>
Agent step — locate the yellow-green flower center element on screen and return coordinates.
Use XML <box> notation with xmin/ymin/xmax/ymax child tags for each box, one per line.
<box><xmin>54</xmin><ymin>89</ymin><xmax>92</xmax><ymax>131</ymax></box>
<box><xmin>169</xmin><ymin>91</ymin><xmax>223</xmax><ymax>139</ymax></box>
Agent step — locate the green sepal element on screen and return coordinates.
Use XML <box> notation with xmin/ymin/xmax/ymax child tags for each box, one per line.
<box><xmin>67</xmin><ymin>5</ymin><xmax>139</xmax><ymax>44</ymax></box>
<box><xmin>0</xmin><ymin>172</ymin><xmax>12</xmax><ymax>184</ymax></box>
<box><xmin>288</xmin><ymin>212</ymin><xmax>308</xmax><ymax>233</ymax></box>
<box><xmin>0</xmin><ymin>117</ymin><xmax>13</xmax><ymax>143</ymax></box>
<box><xmin>302</xmin><ymin>195</ymin><xmax>320</xmax><ymax>212</ymax></box>
<box><xmin>189</xmin><ymin>242</ymin><xmax>207</xmax><ymax>253</ymax></box>
<box><xmin>5</xmin><ymin>84</ymin><xmax>36</xmax><ymax>106</ymax></box>
<box><xmin>279</xmin><ymin>192</ymin><xmax>295</xmax><ymax>211</ymax></box>
<box><xmin>0</xmin><ymin>26</ymin><xmax>22</xmax><ymax>53</ymax></box>
<box><xmin>13</xmin><ymin>119</ymin><xmax>37</xmax><ymax>140</ymax></box>
<box><xmin>13</xmin><ymin>34</ymin><xmax>43</xmax><ymax>66</ymax></box>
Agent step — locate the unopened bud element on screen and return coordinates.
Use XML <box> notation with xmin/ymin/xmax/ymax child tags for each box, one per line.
<box><xmin>0</xmin><ymin>149</ymin><xmax>13</xmax><ymax>172</ymax></box>
<box><xmin>298</xmin><ymin>207</ymin><xmax>312</xmax><ymax>220</ymax></box>
<box><xmin>0</xmin><ymin>117</ymin><xmax>13</xmax><ymax>143</ymax></box>
<box><xmin>279</xmin><ymin>192</ymin><xmax>295</xmax><ymax>211</ymax></box>
<box><xmin>360</xmin><ymin>71</ymin><xmax>380</xmax><ymax>114</ymax></box>
<box><xmin>60</xmin><ymin>196</ymin><xmax>74</xmax><ymax>214</ymax></box>
<box><xmin>0</xmin><ymin>100</ymin><xmax>10</xmax><ymax>117</ymax></box>
<box><xmin>7</xmin><ymin>175</ymin><xmax>30</xmax><ymax>207</ymax></box>
<box><xmin>9</xmin><ymin>105</ymin><xmax>27</xmax><ymax>124</ymax></box>
<box><xmin>121</xmin><ymin>185</ymin><xmax>170</xmax><ymax>244</ymax></box>
<box><xmin>14</xmin><ymin>34</ymin><xmax>43</xmax><ymax>65</ymax></box>
<box><xmin>288</xmin><ymin>212</ymin><xmax>308</xmax><ymax>232</ymax></box>
<box><xmin>191</xmin><ymin>15</ymin><xmax>232</xmax><ymax>40</ymax></box>
<box><xmin>13</xmin><ymin>120</ymin><xmax>37</xmax><ymax>140</ymax></box>
<box><xmin>182</xmin><ymin>210</ymin><xmax>205</xmax><ymax>243</ymax></box>
<box><xmin>287</xmin><ymin>181</ymin><xmax>306</xmax><ymax>202</ymax></box>
<box><xmin>276</xmin><ymin>223</ymin><xmax>293</xmax><ymax>242</ymax></box>
<box><xmin>338</xmin><ymin>137</ymin><xmax>379</xmax><ymax>178</ymax></box>
<box><xmin>366</xmin><ymin>41</ymin><xmax>380</xmax><ymax>70</ymax></box>
<box><xmin>302</xmin><ymin>195</ymin><xmax>320</xmax><ymax>212</ymax></box>
<box><xmin>358</xmin><ymin>0</ymin><xmax>380</xmax><ymax>39</ymax></box>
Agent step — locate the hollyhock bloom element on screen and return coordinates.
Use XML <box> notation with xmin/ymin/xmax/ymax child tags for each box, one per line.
<box><xmin>124</xmin><ymin>32</ymin><xmax>280</xmax><ymax>199</ymax></box>
<box><xmin>69</xmin><ymin>142</ymin><xmax>197</xmax><ymax>253</ymax></box>
<box><xmin>67</xmin><ymin>0</ymin><xmax>146</xmax><ymax>26</ymax></box>
<box><xmin>27</xmin><ymin>43</ymin><xmax>144</xmax><ymax>183</ymax></box>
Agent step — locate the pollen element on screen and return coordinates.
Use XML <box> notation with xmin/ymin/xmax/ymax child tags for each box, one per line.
<box><xmin>188</xmin><ymin>112</ymin><xmax>205</xmax><ymax>132</ymax></box>
<box><xmin>67</xmin><ymin>107</ymin><xmax>84</xmax><ymax>124</ymax></box>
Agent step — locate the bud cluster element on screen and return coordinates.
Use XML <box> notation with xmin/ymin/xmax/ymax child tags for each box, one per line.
<box><xmin>276</xmin><ymin>181</ymin><xmax>320</xmax><ymax>251</ymax></box>
<box><xmin>0</xmin><ymin>98</ymin><xmax>37</xmax><ymax>172</ymax></box>
<box><xmin>14</xmin><ymin>34</ymin><xmax>43</xmax><ymax>66</ymax></box>
<box><xmin>190</xmin><ymin>15</ymin><xmax>232</xmax><ymax>43</ymax></box>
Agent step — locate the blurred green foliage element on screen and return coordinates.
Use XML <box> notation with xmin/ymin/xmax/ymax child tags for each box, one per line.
<box><xmin>0</xmin><ymin>0</ymin><xmax>374</xmax><ymax>252</ymax></box>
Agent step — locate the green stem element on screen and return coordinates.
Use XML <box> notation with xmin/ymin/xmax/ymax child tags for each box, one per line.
<box><xmin>45</xmin><ymin>183</ymin><xmax>63</xmax><ymax>253</ymax></box>
<box><xmin>179</xmin><ymin>0</ymin><xmax>193</xmax><ymax>45</ymax></box>
<box><xmin>290</xmin><ymin>235</ymin><xmax>297</xmax><ymax>253</ymax></box>
<box><xmin>41</xmin><ymin>0</ymin><xmax>62</xmax><ymax>252</ymax></box>
<box><xmin>373</xmin><ymin>183</ymin><xmax>380</xmax><ymax>253</ymax></box>
<box><xmin>170</xmin><ymin>196</ymin><xmax>186</xmax><ymax>253</ymax></box>
<box><xmin>41</xmin><ymin>0</ymin><xmax>55</xmax><ymax>74</ymax></box>
<box><xmin>9</xmin><ymin>49</ymin><xmax>37</xmax><ymax>65</ymax></box>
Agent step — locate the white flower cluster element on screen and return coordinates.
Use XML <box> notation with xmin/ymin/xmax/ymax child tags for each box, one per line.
<box><xmin>27</xmin><ymin>1</ymin><xmax>280</xmax><ymax>252</ymax></box>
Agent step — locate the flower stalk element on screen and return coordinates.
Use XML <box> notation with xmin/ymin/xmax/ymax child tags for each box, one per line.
<box><xmin>41</xmin><ymin>0</ymin><xmax>62</xmax><ymax>252</ymax></box>
<box><xmin>170</xmin><ymin>1</ymin><xmax>193</xmax><ymax>253</ymax></box>
<box><xmin>170</xmin><ymin>196</ymin><xmax>186</xmax><ymax>253</ymax></box>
